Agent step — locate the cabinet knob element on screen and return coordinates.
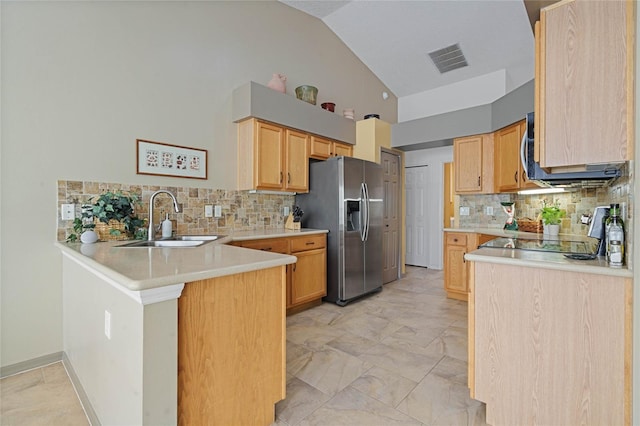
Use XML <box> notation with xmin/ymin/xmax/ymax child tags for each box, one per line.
<box><xmin>453</xmin><ymin>238</ymin><xmax>459</xmax><ymax>242</ymax></box>
<box><xmin>514</xmin><ymin>171</ymin><xmax>518</xmax><ymax>183</ymax></box>
<box><xmin>288</xmin><ymin>172</ymin><xmax>291</xmax><ymax>184</ymax></box>
<box><xmin>305</xmin><ymin>241</ymin><xmax>315</xmax><ymax>245</ymax></box>
<box><xmin>280</xmin><ymin>172</ymin><xmax>283</xmax><ymax>183</ymax></box>
<box><xmin>262</xmin><ymin>247</ymin><xmax>272</xmax><ymax>251</ymax></box>
<box><xmin>477</xmin><ymin>176</ymin><xmax>481</xmax><ymax>186</ymax></box>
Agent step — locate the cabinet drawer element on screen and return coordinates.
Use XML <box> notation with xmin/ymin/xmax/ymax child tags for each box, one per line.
<box><xmin>446</xmin><ymin>233</ymin><xmax>468</xmax><ymax>247</ymax></box>
<box><xmin>290</xmin><ymin>234</ymin><xmax>326</xmax><ymax>252</ymax></box>
<box><xmin>237</xmin><ymin>238</ymin><xmax>289</xmax><ymax>254</ymax></box>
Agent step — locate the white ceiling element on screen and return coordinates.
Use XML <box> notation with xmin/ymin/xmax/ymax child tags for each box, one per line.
<box><xmin>280</xmin><ymin>0</ymin><xmax>535</xmax><ymax>99</ymax></box>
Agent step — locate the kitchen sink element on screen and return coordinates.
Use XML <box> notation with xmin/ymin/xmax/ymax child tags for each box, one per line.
<box><xmin>117</xmin><ymin>235</ymin><xmax>226</xmax><ymax>248</ymax></box>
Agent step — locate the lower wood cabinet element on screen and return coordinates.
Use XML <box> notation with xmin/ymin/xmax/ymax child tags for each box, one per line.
<box><xmin>443</xmin><ymin>232</ymin><xmax>494</xmax><ymax>301</ymax></box>
<box><xmin>178</xmin><ymin>266</ymin><xmax>286</xmax><ymax>425</ymax></box>
<box><xmin>231</xmin><ymin>233</ymin><xmax>327</xmax><ymax>313</ymax></box>
<box><xmin>469</xmin><ymin>262</ymin><xmax>631</xmax><ymax>425</ymax></box>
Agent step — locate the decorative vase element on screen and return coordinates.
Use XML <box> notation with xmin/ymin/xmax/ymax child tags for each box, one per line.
<box><xmin>80</xmin><ymin>230</ymin><xmax>98</xmax><ymax>244</ymax></box>
<box><xmin>321</xmin><ymin>102</ymin><xmax>335</xmax><ymax>112</ymax></box>
<box><xmin>267</xmin><ymin>73</ymin><xmax>286</xmax><ymax>93</ymax></box>
<box><xmin>295</xmin><ymin>85</ymin><xmax>318</xmax><ymax>105</ymax></box>
<box><xmin>501</xmin><ymin>202</ymin><xmax>518</xmax><ymax>230</ymax></box>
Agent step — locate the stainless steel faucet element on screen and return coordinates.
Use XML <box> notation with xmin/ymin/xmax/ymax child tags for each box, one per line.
<box><xmin>147</xmin><ymin>190</ymin><xmax>181</xmax><ymax>240</ymax></box>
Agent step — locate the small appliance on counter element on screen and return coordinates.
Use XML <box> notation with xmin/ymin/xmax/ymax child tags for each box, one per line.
<box><xmin>587</xmin><ymin>206</ymin><xmax>610</xmax><ymax>256</ymax></box>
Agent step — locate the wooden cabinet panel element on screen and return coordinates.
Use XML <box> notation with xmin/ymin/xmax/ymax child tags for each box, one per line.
<box><xmin>454</xmin><ymin>134</ymin><xmax>494</xmax><ymax>194</ymax></box>
<box><xmin>284</xmin><ymin>129</ymin><xmax>309</xmax><ymax>192</ymax></box>
<box><xmin>255</xmin><ymin>121</ymin><xmax>284</xmax><ymax>190</ymax></box>
<box><xmin>237</xmin><ymin>119</ymin><xmax>309</xmax><ymax>193</ymax></box>
<box><xmin>471</xmin><ymin>263</ymin><xmax>631</xmax><ymax>425</ymax></box>
<box><xmin>178</xmin><ymin>266</ymin><xmax>286</xmax><ymax>425</ymax></box>
<box><xmin>233</xmin><ymin>233</ymin><xmax>327</xmax><ymax>314</ymax></box>
<box><xmin>444</xmin><ymin>233</ymin><xmax>495</xmax><ymax>300</ymax></box>
<box><xmin>494</xmin><ymin>120</ymin><xmax>538</xmax><ymax>192</ymax></box>
<box><xmin>333</xmin><ymin>142</ymin><xmax>353</xmax><ymax>157</ymax></box>
<box><xmin>235</xmin><ymin>238</ymin><xmax>289</xmax><ymax>254</ymax></box>
<box><xmin>539</xmin><ymin>0</ymin><xmax>632</xmax><ymax>167</ymax></box>
<box><xmin>291</xmin><ymin>248</ymin><xmax>327</xmax><ymax>305</ymax></box>
<box><xmin>310</xmin><ymin>136</ymin><xmax>353</xmax><ymax>160</ymax></box>
<box><xmin>290</xmin><ymin>234</ymin><xmax>326</xmax><ymax>252</ymax></box>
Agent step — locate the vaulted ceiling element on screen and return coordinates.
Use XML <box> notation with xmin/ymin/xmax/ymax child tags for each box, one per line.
<box><xmin>281</xmin><ymin>1</ymin><xmax>546</xmax><ymax>100</ymax></box>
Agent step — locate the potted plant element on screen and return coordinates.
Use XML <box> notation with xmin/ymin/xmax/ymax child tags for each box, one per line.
<box><xmin>539</xmin><ymin>199</ymin><xmax>566</xmax><ymax>236</ymax></box>
<box><xmin>67</xmin><ymin>191</ymin><xmax>146</xmax><ymax>242</ymax></box>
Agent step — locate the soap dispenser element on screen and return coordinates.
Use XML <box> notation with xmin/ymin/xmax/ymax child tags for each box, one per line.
<box><xmin>161</xmin><ymin>213</ymin><xmax>172</xmax><ymax>238</ymax></box>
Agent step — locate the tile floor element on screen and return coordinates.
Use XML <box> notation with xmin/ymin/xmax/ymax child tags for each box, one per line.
<box><xmin>275</xmin><ymin>266</ymin><xmax>486</xmax><ymax>425</ymax></box>
<box><xmin>0</xmin><ymin>266</ymin><xmax>486</xmax><ymax>426</ymax></box>
<box><xmin>0</xmin><ymin>362</ymin><xmax>89</xmax><ymax>425</ymax></box>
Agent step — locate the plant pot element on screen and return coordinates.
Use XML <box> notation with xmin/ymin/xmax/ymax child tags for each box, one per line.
<box><xmin>543</xmin><ymin>223</ymin><xmax>560</xmax><ymax>236</ymax></box>
<box><xmin>295</xmin><ymin>85</ymin><xmax>318</xmax><ymax>105</ymax></box>
<box><xmin>267</xmin><ymin>73</ymin><xmax>286</xmax><ymax>93</ymax></box>
<box><xmin>94</xmin><ymin>219</ymin><xmax>129</xmax><ymax>241</ymax></box>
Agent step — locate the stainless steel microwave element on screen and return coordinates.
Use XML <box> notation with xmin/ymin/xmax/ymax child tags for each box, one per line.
<box><xmin>521</xmin><ymin>112</ymin><xmax>621</xmax><ymax>187</ymax></box>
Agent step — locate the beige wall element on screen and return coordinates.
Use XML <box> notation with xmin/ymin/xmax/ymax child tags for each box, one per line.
<box><xmin>0</xmin><ymin>1</ymin><xmax>397</xmax><ymax>368</ymax></box>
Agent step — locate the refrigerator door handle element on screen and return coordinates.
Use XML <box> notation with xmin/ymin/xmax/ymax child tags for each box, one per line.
<box><xmin>359</xmin><ymin>183</ymin><xmax>367</xmax><ymax>242</ymax></box>
<box><xmin>362</xmin><ymin>182</ymin><xmax>370</xmax><ymax>241</ymax></box>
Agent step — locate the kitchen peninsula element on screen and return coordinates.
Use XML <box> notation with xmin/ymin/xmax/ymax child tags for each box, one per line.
<box><xmin>465</xmin><ymin>246</ymin><xmax>632</xmax><ymax>425</ymax></box>
<box><xmin>55</xmin><ymin>228</ymin><xmax>327</xmax><ymax>426</ymax></box>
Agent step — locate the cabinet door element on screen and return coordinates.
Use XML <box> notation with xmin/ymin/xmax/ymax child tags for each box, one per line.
<box><xmin>255</xmin><ymin>121</ymin><xmax>285</xmax><ymax>190</ymax></box>
<box><xmin>445</xmin><ymin>245</ymin><xmax>468</xmax><ymax>295</ymax></box>
<box><xmin>284</xmin><ymin>129</ymin><xmax>309</xmax><ymax>192</ymax></box>
<box><xmin>495</xmin><ymin>122</ymin><xmax>522</xmax><ymax>192</ymax></box>
<box><xmin>333</xmin><ymin>142</ymin><xmax>353</xmax><ymax>157</ymax></box>
<box><xmin>540</xmin><ymin>0</ymin><xmax>630</xmax><ymax>167</ymax></box>
<box><xmin>454</xmin><ymin>136</ymin><xmax>483</xmax><ymax>192</ymax></box>
<box><xmin>309</xmin><ymin>136</ymin><xmax>332</xmax><ymax>160</ymax></box>
<box><xmin>291</xmin><ymin>248</ymin><xmax>327</xmax><ymax>305</ymax></box>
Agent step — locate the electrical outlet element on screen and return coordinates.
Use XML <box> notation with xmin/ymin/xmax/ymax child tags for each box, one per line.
<box><xmin>485</xmin><ymin>206</ymin><xmax>494</xmax><ymax>216</ymax></box>
<box><xmin>283</xmin><ymin>206</ymin><xmax>290</xmax><ymax>216</ymax></box>
<box><xmin>204</xmin><ymin>205</ymin><xmax>213</xmax><ymax>218</ymax></box>
<box><xmin>214</xmin><ymin>205</ymin><xmax>222</xmax><ymax>218</ymax></box>
<box><xmin>104</xmin><ymin>310</ymin><xmax>111</xmax><ymax>340</ymax></box>
<box><xmin>61</xmin><ymin>204</ymin><xmax>75</xmax><ymax>220</ymax></box>
<box><xmin>460</xmin><ymin>206</ymin><xmax>470</xmax><ymax>216</ymax></box>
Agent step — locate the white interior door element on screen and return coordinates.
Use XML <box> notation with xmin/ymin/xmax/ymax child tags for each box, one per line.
<box><xmin>405</xmin><ymin>166</ymin><xmax>428</xmax><ymax>267</ymax></box>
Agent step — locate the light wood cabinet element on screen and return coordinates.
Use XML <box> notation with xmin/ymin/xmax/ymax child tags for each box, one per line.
<box><xmin>494</xmin><ymin>120</ymin><xmax>538</xmax><ymax>192</ymax></box>
<box><xmin>537</xmin><ymin>0</ymin><xmax>633</xmax><ymax>168</ymax></box>
<box><xmin>309</xmin><ymin>135</ymin><xmax>353</xmax><ymax>160</ymax></box>
<box><xmin>238</xmin><ymin>118</ymin><xmax>309</xmax><ymax>193</ymax></box>
<box><xmin>178</xmin><ymin>266</ymin><xmax>286</xmax><ymax>425</ymax></box>
<box><xmin>443</xmin><ymin>232</ymin><xmax>494</xmax><ymax>301</ymax></box>
<box><xmin>469</xmin><ymin>262</ymin><xmax>631</xmax><ymax>425</ymax></box>
<box><xmin>454</xmin><ymin>134</ymin><xmax>494</xmax><ymax>194</ymax></box>
<box><xmin>231</xmin><ymin>233</ymin><xmax>327</xmax><ymax>313</ymax></box>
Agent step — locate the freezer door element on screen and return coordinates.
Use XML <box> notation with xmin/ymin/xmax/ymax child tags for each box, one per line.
<box><xmin>341</xmin><ymin>158</ymin><xmax>366</xmax><ymax>301</ymax></box>
<box><xmin>363</xmin><ymin>160</ymin><xmax>383</xmax><ymax>293</ymax></box>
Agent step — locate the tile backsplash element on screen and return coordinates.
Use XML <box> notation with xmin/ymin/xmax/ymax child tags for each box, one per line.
<box><xmin>458</xmin><ymin>162</ymin><xmax>633</xmax><ymax>238</ymax></box>
<box><xmin>57</xmin><ymin>180</ymin><xmax>295</xmax><ymax>241</ymax></box>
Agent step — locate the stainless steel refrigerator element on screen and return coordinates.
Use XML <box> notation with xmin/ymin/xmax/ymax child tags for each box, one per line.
<box><xmin>295</xmin><ymin>156</ymin><xmax>383</xmax><ymax>306</ymax></box>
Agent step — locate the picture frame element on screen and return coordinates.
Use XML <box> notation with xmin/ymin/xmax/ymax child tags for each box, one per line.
<box><xmin>136</xmin><ymin>139</ymin><xmax>207</xmax><ymax>180</ymax></box>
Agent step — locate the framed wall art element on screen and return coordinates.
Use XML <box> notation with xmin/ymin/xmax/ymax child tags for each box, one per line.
<box><xmin>136</xmin><ymin>139</ymin><xmax>207</xmax><ymax>180</ymax></box>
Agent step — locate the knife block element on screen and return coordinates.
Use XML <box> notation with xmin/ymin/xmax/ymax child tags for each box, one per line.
<box><xmin>285</xmin><ymin>213</ymin><xmax>300</xmax><ymax>230</ymax></box>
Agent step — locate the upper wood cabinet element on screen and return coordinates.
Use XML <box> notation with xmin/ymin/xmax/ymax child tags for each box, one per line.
<box><xmin>537</xmin><ymin>0</ymin><xmax>633</xmax><ymax>168</ymax></box>
<box><xmin>454</xmin><ymin>133</ymin><xmax>494</xmax><ymax>194</ymax></box>
<box><xmin>309</xmin><ymin>135</ymin><xmax>353</xmax><ymax>160</ymax></box>
<box><xmin>494</xmin><ymin>120</ymin><xmax>538</xmax><ymax>192</ymax></box>
<box><xmin>238</xmin><ymin>118</ymin><xmax>309</xmax><ymax>193</ymax></box>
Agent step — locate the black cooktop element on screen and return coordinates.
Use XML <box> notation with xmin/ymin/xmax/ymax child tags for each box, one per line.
<box><xmin>479</xmin><ymin>237</ymin><xmax>598</xmax><ymax>255</ymax></box>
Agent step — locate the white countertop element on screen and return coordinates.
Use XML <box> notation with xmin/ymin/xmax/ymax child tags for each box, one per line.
<box><xmin>56</xmin><ymin>228</ymin><xmax>328</xmax><ymax>292</ymax></box>
<box><xmin>447</xmin><ymin>227</ymin><xmax>631</xmax><ymax>277</ymax></box>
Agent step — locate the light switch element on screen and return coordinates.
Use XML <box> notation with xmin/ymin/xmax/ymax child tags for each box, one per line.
<box><xmin>214</xmin><ymin>205</ymin><xmax>222</xmax><ymax>218</ymax></box>
<box><xmin>460</xmin><ymin>206</ymin><xmax>470</xmax><ymax>216</ymax></box>
<box><xmin>204</xmin><ymin>205</ymin><xmax>213</xmax><ymax>218</ymax></box>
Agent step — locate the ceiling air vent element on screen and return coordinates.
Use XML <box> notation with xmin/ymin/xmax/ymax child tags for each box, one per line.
<box><xmin>428</xmin><ymin>43</ymin><xmax>468</xmax><ymax>74</ymax></box>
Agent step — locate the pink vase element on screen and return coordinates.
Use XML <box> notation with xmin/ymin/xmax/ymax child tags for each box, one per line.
<box><xmin>267</xmin><ymin>73</ymin><xmax>286</xmax><ymax>93</ymax></box>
